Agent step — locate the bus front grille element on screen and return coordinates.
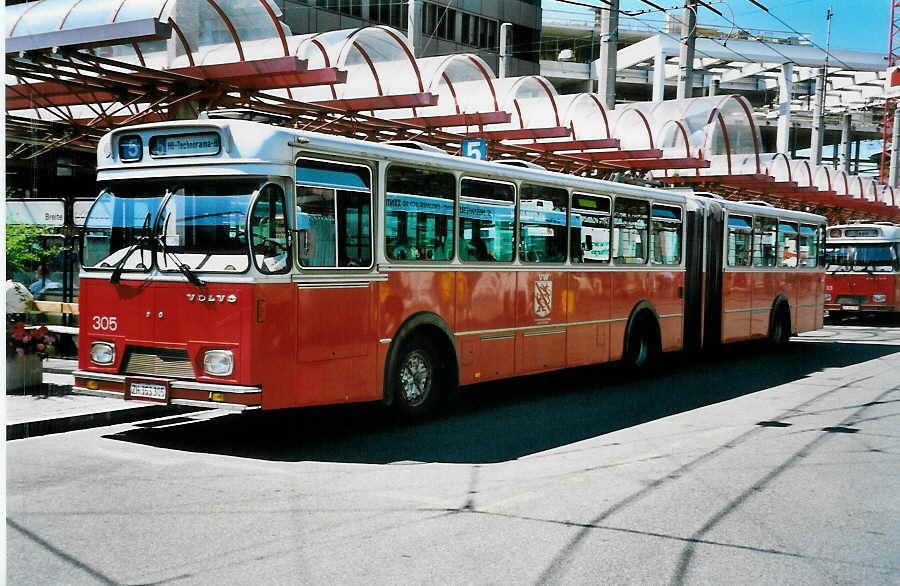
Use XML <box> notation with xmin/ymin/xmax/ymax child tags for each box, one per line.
<box><xmin>122</xmin><ymin>347</ymin><xmax>194</xmax><ymax>379</ymax></box>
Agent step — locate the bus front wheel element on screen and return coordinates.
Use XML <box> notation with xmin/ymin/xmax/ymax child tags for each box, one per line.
<box><xmin>391</xmin><ymin>335</ymin><xmax>443</xmax><ymax>416</ymax></box>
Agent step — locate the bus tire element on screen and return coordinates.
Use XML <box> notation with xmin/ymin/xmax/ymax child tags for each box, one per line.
<box><xmin>390</xmin><ymin>334</ymin><xmax>444</xmax><ymax>417</ymax></box>
<box><xmin>769</xmin><ymin>304</ymin><xmax>791</xmax><ymax>346</ymax></box>
<box><xmin>623</xmin><ymin>314</ymin><xmax>661</xmax><ymax>373</ymax></box>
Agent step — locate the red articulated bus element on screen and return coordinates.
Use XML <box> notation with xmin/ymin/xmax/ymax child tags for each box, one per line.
<box><xmin>824</xmin><ymin>222</ymin><xmax>900</xmax><ymax>321</ymax></box>
<box><xmin>74</xmin><ymin>117</ymin><xmax>826</xmax><ymax>415</ymax></box>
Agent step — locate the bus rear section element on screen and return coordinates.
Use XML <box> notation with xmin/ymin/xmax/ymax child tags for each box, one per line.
<box><xmin>824</xmin><ymin>223</ymin><xmax>900</xmax><ymax>320</ymax></box>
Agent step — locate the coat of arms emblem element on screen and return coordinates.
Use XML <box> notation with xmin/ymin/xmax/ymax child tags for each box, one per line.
<box><xmin>534</xmin><ymin>279</ymin><xmax>552</xmax><ymax>317</ymax></box>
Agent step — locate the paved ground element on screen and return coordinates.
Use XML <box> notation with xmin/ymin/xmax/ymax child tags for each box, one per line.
<box><xmin>6</xmin><ymin>324</ymin><xmax>900</xmax><ymax>585</ymax></box>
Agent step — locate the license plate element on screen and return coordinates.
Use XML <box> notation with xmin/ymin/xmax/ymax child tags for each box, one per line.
<box><xmin>127</xmin><ymin>380</ymin><xmax>168</xmax><ymax>402</ymax></box>
<box><xmin>842</xmin><ymin>305</ymin><xmax>860</xmax><ymax>311</ymax></box>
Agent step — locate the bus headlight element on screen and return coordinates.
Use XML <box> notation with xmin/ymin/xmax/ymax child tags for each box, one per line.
<box><xmin>90</xmin><ymin>342</ymin><xmax>115</xmax><ymax>365</ymax></box>
<box><xmin>872</xmin><ymin>294</ymin><xmax>887</xmax><ymax>303</ymax></box>
<box><xmin>203</xmin><ymin>350</ymin><xmax>234</xmax><ymax>376</ymax></box>
<box><xmin>824</xmin><ymin>293</ymin><xmax>832</xmax><ymax>302</ymax></box>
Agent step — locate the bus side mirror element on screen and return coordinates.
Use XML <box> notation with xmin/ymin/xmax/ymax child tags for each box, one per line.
<box><xmin>295</xmin><ymin>229</ymin><xmax>316</xmax><ymax>259</ymax></box>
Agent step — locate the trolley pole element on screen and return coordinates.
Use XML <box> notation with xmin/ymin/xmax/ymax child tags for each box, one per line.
<box><xmin>676</xmin><ymin>0</ymin><xmax>697</xmax><ymax>100</ymax></box>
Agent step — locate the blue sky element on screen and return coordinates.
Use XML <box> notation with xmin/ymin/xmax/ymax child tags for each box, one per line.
<box><xmin>543</xmin><ymin>0</ymin><xmax>890</xmax><ymax>55</ymax></box>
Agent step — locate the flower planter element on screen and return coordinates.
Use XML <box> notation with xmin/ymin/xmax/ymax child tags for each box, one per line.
<box><xmin>6</xmin><ymin>354</ymin><xmax>43</xmax><ymax>393</ymax></box>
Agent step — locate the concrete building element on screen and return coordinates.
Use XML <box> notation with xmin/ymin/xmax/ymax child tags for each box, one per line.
<box><xmin>278</xmin><ymin>0</ymin><xmax>542</xmax><ymax>76</ymax></box>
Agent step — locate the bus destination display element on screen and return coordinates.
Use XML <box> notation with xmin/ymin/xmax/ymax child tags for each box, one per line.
<box><xmin>150</xmin><ymin>132</ymin><xmax>220</xmax><ymax>157</ymax></box>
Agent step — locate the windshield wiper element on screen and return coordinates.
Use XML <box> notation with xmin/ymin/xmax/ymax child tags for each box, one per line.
<box><xmin>110</xmin><ymin>213</ymin><xmax>152</xmax><ymax>284</ymax></box>
<box><xmin>157</xmin><ymin>212</ymin><xmax>205</xmax><ymax>287</ymax></box>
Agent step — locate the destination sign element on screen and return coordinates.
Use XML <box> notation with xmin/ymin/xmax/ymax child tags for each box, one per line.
<box><xmin>150</xmin><ymin>132</ymin><xmax>220</xmax><ymax>157</ymax></box>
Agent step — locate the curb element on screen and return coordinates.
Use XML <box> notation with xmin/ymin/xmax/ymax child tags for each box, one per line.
<box><xmin>7</xmin><ymin>404</ymin><xmax>201</xmax><ymax>441</ymax></box>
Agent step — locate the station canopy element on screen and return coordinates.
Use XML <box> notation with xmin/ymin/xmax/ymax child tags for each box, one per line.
<box><xmin>5</xmin><ymin>0</ymin><xmax>896</xmax><ymax>222</ymax></box>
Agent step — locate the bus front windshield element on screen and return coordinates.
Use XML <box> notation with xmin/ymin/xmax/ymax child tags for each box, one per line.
<box><xmin>83</xmin><ymin>179</ymin><xmax>259</xmax><ymax>274</ymax></box>
<box><xmin>825</xmin><ymin>244</ymin><xmax>898</xmax><ymax>273</ymax></box>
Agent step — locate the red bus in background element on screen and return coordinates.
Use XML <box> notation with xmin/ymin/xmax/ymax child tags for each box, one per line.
<box><xmin>825</xmin><ymin>222</ymin><xmax>900</xmax><ymax>321</ymax></box>
<box><xmin>74</xmin><ymin>117</ymin><xmax>826</xmax><ymax>416</ymax></box>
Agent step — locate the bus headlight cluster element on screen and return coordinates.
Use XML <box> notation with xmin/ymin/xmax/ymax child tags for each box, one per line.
<box><xmin>203</xmin><ymin>350</ymin><xmax>234</xmax><ymax>376</ymax></box>
<box><xmin>872</xmin><ymin>294</ymin><xmax>887</xmax><ymax>303</ymax></box>
<box><xmin>90</xmin><ymin>342</ymin><xmax>115</xmax><ymax>365</ymax></box>
<box><xmin>824</xmin><ymin>293</ymin><xmax>832</xmax><ymax>302</ymax></box>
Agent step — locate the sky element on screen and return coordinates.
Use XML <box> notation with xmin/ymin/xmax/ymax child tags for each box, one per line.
<box><xmin>543</xmin><ymin>0</ymin><xmax>891</xmax><ymax>55</ymax></box>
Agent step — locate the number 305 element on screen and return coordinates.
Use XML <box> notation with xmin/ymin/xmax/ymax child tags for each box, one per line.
<box><xmin>92</xmin><ymin>316</ymin><xmax>118</xmax><ymax>331</ymax></box>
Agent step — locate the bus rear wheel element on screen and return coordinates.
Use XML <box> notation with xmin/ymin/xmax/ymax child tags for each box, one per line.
<box><xmin>624</xmin><ymin>316</ymin><xmax>661</xmax><ymax>373</ymax></box>
<box><xmin>769</xmin><ymin>305</ymin><xmax>791</xmax><ymax>345</ymax></box>
<box><xmin>391</xmin><ymin>335</ymin><xmax>443</xmax><ymax>417</ymax></box>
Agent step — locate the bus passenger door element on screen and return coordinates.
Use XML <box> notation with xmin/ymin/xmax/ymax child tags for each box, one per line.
<box><xmin>703</xmin><ymin>202</ymin><xmax>724</xmax><ymax>347</ymax></box>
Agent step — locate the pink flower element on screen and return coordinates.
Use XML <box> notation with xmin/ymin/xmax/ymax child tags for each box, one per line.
<box><xmin>43</xmin><ymin>336</ymin><xmax>51</xmax><ymax>343</ymax></box>
<box><xmin>37</xmin><ymin>344</ymin><xmax>45</xmax><ymax>351</ymax></box>
<box><xmin>22</xmin><ymin>336</ymin><xmax>31</xmax><ymax>343</ymax></box>
<box><xmin>16</xmin><ymin>348</ymin><xmax>25</xmax><ymax>357</ymax></box>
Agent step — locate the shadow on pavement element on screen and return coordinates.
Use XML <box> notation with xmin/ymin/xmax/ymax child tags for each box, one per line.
<box><xmin>103</xmin><ymin>340</ymin><xmax>899</xmax><ymax>464</ymax></box>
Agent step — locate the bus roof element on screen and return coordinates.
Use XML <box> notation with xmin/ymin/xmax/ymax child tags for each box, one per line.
<box><xmin>98</xmin><ymin>119</ymin><xmax>826</xmax><ymax>224</ymax></box>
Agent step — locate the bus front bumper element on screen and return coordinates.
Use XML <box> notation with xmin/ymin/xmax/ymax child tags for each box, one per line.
<box><xmin>73</xmin><ymin>370</ymin><xmax>261</xmax><ymax>411</ymax></box>
<box><xmin>825</xmin><ymin>304</ymin><xmax>896</xmax><ymax>313</ymax></box>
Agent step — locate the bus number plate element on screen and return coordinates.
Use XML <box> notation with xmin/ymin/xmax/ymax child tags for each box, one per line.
<box><xmin>842</xmin><ymin>305</ymin><xmax>860</xmax><ymax>311</ymax></box>
<box><xmin>127</xmin><ymin>380</ymin><xmax>169</xmax><ymax>402</ymax></box>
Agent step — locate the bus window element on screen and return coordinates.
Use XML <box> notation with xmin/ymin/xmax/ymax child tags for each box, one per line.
<box><xmin>613</xmin><ymin>198</ymin><xmax>649</xmax><ymax>265</ymax></box>
<box><xmin>385</xmin><ymin>166</ymin><xmax>455</xmax><ymax>261</ymax></box>
<box><xmin>519</xmin><ymin>184</ymin><xmax>568</xmax><ymax>263</ymax></box>
<box><xmin>249</xmin><ymin>185</ymin><xmax>290</xmax><ymax>274</ymax></box>
<box><xmin>650</xmin><ymin>205</ymin><xmax>682</xmax><ymax>265</ymax></box>
<box><xmin>799</xmin><ymin>224</ymin><xmax>818</xmax><ymax>268</ymax></box>
<box><xmin>570</xmin><ymin>193</ymin><xmax>610</xmax><ymax>264</ymax></box>
<box><xmin>778</xmin><ymin>222</ymin><xmax>799</xmax><ymax>267</ymax></box>
<box><xmin>296</xmin><ymin>158</ymin><xmax>372</xmax><ymax>268</ymax></box>
<box><xmin>727</xmin><ymin>215</ymin><xmax>753</xmax><ymax>267</ymax></box>
<box><xmin>753</xmin><ymin>216</ymin><xmax>778</xmax><ymax>267</ymax></box>
<box><xmin>459</xmin><ymin>178</ymin><xmax>515</xmax><ymax>262</ymax></box>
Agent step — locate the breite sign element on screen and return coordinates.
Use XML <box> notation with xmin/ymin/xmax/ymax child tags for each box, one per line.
<box><xmin>5</xmin><ymin>199</ymin><xmax>65</xmax><ymax>226</ymax></box>
<box><xmin>886</xmin><ymin>65</ymin><xmax>900</xmax><ymax>99</ymax></box>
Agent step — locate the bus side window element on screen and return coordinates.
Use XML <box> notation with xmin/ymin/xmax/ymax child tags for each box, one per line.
<box><xmin>777</xmin><ymin>222</ymin><xmax>799</xmax><ymax>268</ymax></box>
<box><xmin>613</xmin><ymin>198</ymin><xmax>649</xmax><ymax>265</ymax></box>
<box><xmin>753</xmin><ymin>217</ymin><xmax>778</xmax><ymax>267</ymax></box>
<box><xmin>727</xmin><ymin>215</ymin><xmax>753</xmax><ymax>267</ymax></box>
<box><xmin>459</xmin><ymin>178</ymin><xmax>515</xmax><ymax>263</ymax></box>
<box><xmin>519</xmin><ymin>184</ymin><xmax>568</xmax><ymax>263</ymax></box>
<box><xmin>250</xmin><ymin>184</ymin><xmax>290</xmax><ymax>274</ymax></box>
<box><xmin>798</xmin><ymin>224</ymin><xmax>817</xmax><ymax>268</ymax></box>
<box><xmin>650</xmin><ymin>205</ymin><xmax>682</xmax><ymax>265</ymax></box>
<box><xmin>570</xmin><ymin>193</ymin><xmax>610</xmax><ymax>264</ymax></box>
<box><xmin>385</xmin><ymin>166</ymin><xmax>455</xmax><ymax>262</ymax></box>
<box><xmin>296</xmin><ymin>158</ymin><xmax>372</xmax><ymax>269</ymax></box>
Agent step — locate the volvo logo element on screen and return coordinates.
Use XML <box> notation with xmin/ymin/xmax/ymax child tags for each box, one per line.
<box><xmin>186</xmin><ymin>293</ymin><xmax>238</xmax><ymax>303</ymax></box>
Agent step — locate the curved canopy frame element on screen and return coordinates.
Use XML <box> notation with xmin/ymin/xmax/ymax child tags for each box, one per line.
<box><xmin>8</xmin><ymin>0</ymin><xmax>289</xmax><ymax>69</ymax></box>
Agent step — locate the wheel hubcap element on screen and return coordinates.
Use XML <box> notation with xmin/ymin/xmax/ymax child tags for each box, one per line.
<box><xmin>399</xmin><ymin>350</ymin><xmax>431</xmax><ymax>406</ymax></box>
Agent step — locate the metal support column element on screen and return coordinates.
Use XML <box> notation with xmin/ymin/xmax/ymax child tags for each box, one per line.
<box><xmin>499</xmin><ymin>23</ymin><xmax>512</xmax><ymax>79</ymax></box>
<box><xmin>676</xmin><ymin>0</ymin><xmax>697</xmax><ymax>100</ymax></box>
<box><xmin>407</xmin><ymin>0</ymin><xmax>424</xmax><ymax>58</ymax></box>
<box><xmin>597</xmin><ymin>0</ymin><xmax>618</xmax><ymax>109</ymax></box>
<box><xmin>890</xmin><ymin>108</ymin><xmax>900</xmax><ymax>188</ymax></box>
<box><xmin>839</xmin><ymin>112</ymin><xmax>851</xmax><ymax>173</ymax></box>
<box><xmin>652</xmin><ymin>48</ymin><xmax>665</xmax><ymax>102</ymax></box>
<box><xmin>776</xmin><ymin>63</ymin><xmax>793</xmax><ymax>154</ymax></box>
<box><xmin>810</xmin><ymin>67</ymin><xmax>826</xmax><ymax>165</ymax></box>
